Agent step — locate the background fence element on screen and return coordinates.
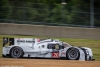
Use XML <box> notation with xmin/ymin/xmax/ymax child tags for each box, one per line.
<box><xmin>0</xmin><ymin>1</ymin><xmax>100</xmax><ymax>28</ymax></box>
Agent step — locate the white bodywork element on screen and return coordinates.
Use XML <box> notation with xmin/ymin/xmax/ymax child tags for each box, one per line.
<box><xmin>2</xmin><ymin>38</ymin><xmax>95</xmax><ymax>61</ymax></box>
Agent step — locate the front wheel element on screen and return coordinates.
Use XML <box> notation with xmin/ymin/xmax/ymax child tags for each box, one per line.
<box><xmin>10</xmin><ymin>46</ymin><xmax>24</xmax><ymax>58</ymax></box>
<box><xmin>66</xmin><ymin>47</ymin><xmax>80</xmax><ymax>60</ymax></box>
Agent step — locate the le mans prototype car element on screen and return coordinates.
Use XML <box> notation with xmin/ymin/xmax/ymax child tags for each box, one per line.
<box><xmin>2</xmin><ymin>37</ymin><xmax>95</xmax><ymax>61</ymax></box>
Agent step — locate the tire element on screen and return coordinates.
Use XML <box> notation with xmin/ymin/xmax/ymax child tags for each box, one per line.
<box><xmin>89</xmin><ymin>56</ymin><xmax>92</xmax><ymax>61</ymax></box>
<box><xmin>66</xmin><ymin>47</ymin><xmax>80</xmax><ymax>60</ymax></box>
<box><xmin>10</xmin><ymin>46</ymin><xmax>24</xmax><ymax>58</ymax></box>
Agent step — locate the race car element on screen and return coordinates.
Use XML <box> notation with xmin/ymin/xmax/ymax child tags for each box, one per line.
<box><xmin>2</xmin><ymin>37</ymin><xmax>95</xmax><ymax>61</ymax></box>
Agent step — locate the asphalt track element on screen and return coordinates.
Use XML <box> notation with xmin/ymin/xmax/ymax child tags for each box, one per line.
<box><xmin>0</xmin><ymin>58</ymin><xmax>100</xmax><ymax>67</ymax></box>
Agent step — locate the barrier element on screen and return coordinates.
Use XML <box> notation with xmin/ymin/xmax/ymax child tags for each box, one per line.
<box><xmin>0</xmin><ymin>23</ymin><xmax>100</xmax><ymax>39</ymax></box>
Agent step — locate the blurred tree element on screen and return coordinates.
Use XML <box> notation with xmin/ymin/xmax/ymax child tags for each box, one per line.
<box><xmin>0</xmin><ymin>0</ymin><xmax>10</xmax><ymax>19</ymax></box>
<box><xmin>45</xmin><ymin>4</ymin><xmax>63</xmax><ymax>24</ymax></box>
<box><xmin>6</xmin><ymin>0</ymin><xmax>100</xmax><ymax>27</ymax></box>
<box><xmin>94</xmin><ymin>0</ymin><xmax>100</xmax><ymax>27</ymax></box>
<box><xmin>68</xmin><ymin>0</ymin><xmax>90</xmax><ymax>26</ymax></box>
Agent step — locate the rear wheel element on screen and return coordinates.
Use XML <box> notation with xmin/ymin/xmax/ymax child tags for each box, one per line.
<box><xmin>66</xmin><ymin>47</ymin><xmax>80</xmax><ymax>60</ymax></box>
<box><xmin>10</xmin><ymin>47</ymin><xmax>24</xmax><ymax>58</ymax></box>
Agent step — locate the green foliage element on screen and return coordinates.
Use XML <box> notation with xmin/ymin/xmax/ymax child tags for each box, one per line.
<box><xmin>0</xmin><ymin>0</ymin><xmax>100</xmax><ymax>27</ymax></box>
<box><xmin>0</xmin><ymin>0</ymin><xmax>10</xmax><ymax>19</ymax></box>
<box><xmin>46</xmin><ymin>4</ymin><xmax>63</xmax><ymax>24</ymax></box>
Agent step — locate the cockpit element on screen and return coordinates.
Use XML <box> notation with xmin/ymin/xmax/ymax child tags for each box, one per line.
<box><xmin>47</xmin><ymin>43</ymin><xmax>64</xmax><ymax>50</ymax></box>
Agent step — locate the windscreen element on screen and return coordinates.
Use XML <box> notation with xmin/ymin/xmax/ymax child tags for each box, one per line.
<box><xmin>62</xmin><ymin>42</ymin><xmax>72</xmax><ymax>47</ymax></box>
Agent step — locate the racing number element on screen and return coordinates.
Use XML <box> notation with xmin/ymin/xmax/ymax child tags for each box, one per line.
<box><xmin>52</xmin><ymin>52</ymin><xmax>59</xmax><ymax>58</ymax></box>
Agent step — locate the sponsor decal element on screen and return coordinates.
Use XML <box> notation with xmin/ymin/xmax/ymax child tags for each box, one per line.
<box><xmin>37</xmin><ymin>39</ymin><xmax>40</xmax><ymax>42</ymax></box>
<box><xmin>52</xmin><ymin>52</ymin><xmax>59</xmax><ymax>58</ymax></box>
<box><xmin>17</xmin><ymin>39</ymin><xmax>35</xmax><ymax>43</ymax></box>
<box><xmin>61</xmin><ymin>52</ymin><xmax>66</xmax><ymax>55</ymax></box>
<box><xmin>17</xmin><ymin>38</ymin><xmax>20</xmax><ymax>45</ymax></box>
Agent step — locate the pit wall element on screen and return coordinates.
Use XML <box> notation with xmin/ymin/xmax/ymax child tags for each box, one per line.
<box><xmin>0</xmin><ymin>23</ymin><xmax>100</xmax><ymax>39</ymax></box>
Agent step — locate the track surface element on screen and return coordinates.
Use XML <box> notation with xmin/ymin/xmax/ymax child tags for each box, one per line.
<box><xmin>0</xmin><ymin>58</ymin><xmax>100</xmax><ymax>67</ymax></box>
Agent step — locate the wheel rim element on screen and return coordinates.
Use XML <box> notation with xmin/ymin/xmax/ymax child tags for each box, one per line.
<box><xmin>11</xmin><ymin>48</ymin><xmax>22</xmax><ymax>58</ymax></box>
<box><xmin>68</xmin><ymin>49</ymin><xmax>78</xmax><ymax>60</ymax></box>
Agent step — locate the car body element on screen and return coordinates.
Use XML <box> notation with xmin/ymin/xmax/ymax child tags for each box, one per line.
<box><xmin>2</xmin><ymin>37</ymin><xmax>95</xmax><ymax>61</ymax></box>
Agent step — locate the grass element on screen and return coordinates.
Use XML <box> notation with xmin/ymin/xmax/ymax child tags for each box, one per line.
<box><xmin>0</xmin><ymin>35</ymin><xmax>100</xmax><ymax>61</ymax></box>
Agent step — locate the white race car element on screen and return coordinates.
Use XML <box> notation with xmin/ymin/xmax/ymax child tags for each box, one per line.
<box><xmin>2</xmin><ymin>37</ymin><xmax>95</xmax><ymax>61</ymax></box>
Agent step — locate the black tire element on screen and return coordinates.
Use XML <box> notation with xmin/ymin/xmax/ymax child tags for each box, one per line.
<box><xmin>10</xmin><ymin>46</ymin><xmax>24</xmax><ymax>58</ymax></box>
<box><xmin>66</xmin><ymin>47</ymin><xmax>80</xmax><ymax>60</ymax></box>
<box><xmin>89</xmin><ymin>56</ymin><xmax>92</xmax><ymax>61</ymax></box>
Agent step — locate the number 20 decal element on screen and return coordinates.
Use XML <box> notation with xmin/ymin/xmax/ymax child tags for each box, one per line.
<box><xmin>52</xmin><ymin>52</ymin><xmax>59</xmax><ymax>58</ymax></box>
